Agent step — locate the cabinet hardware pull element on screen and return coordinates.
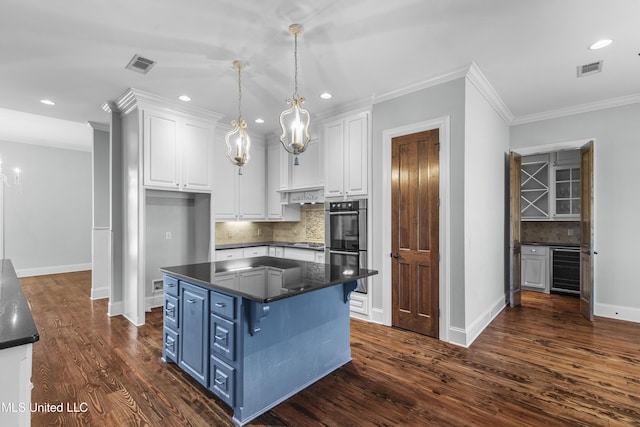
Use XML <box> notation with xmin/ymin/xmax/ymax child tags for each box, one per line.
<box><xmin>215</xmin><ymin>335</ymin><xmax>227</xmax><ymax>342</ymax></box>
<box><xmin>215</xmin><ymin>377</ymin><xmax>225</xmax><ymax>385</ymax></box>
<box><xmin>167</xmin><ymin>283</ymin><xmax>175</xmax><ymax>287</ymax></box>
<box><xmin>186</xmin><ymin>299</ymin><xmax>196</xmax><ymax>304</ymax></box>
<box><xmin>215</xmin><ymin>302</ymin><xmax>226</xmax><ymax>307</ymax></box>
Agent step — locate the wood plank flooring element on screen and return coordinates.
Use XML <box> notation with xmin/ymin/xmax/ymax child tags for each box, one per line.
<box><xmin>21</xmin><ymin>271</ymin><xmax>640</xmax><ymax>426</ymax></box>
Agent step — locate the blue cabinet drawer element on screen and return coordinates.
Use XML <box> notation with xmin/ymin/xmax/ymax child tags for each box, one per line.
<box><xmin>210</xmin><ymin>292</ymin><xmax>236</xmax><ymax>320</ymax></box>
<box><xmin>164</xmin><ymin>275</ymin><xmax>179</xmax><ymax>297</ymax></box>
<box><xmin>163</xmin><ymin>327</ymin><xmax>179</xmax><ymax>362</ymax></box>
<box><xmin>164</xmin><ymin>294</ymin><xmax>179</xmax><ymax>331</ymax></box>
<box><xmin>211</xmin><ymin>314</ymin><xmax>235</xmax><ymax>362</ymax></box>
<box><xmin>210</xmin><ymin>356</ymin><xmax>235</xmax><ymax>407</ymax></box>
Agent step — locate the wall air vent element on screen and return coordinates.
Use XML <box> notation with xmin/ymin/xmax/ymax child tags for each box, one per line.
<box><xmin>577</xmin><ymin>60</ymin><xmax>603</xmax><ymax>77</ymax></box>
<box><xmin>125</xmin><ymin>54</ymin><xmax>156</xmax><ymax>74</ymax></box>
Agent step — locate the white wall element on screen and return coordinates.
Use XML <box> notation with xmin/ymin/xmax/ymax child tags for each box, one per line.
<box><xmin>511</xmin><ymin>103</ymin><xmax>640</xmax><ymax>322</ymax></box>
<box><xmin>0</xmin><ymin>139</ymin><xmax>92</xmax><ymax>276</ymax></box>
<box><xmin>371</xmin><ymin>78</ymin><xmax>466</xmax><ymax>330</ymax></box>
<box><xmin>463</xmin><ymin>78</ymin><xmax>511</xmax><ymax>343</ymax></box>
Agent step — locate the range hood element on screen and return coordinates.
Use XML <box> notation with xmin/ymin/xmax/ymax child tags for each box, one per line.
<box><xmin>277</xmin><ymin>186</ymin><xmax>324</xmax><ymax>204</ymax></box>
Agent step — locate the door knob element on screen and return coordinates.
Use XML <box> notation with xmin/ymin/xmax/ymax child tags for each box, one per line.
<box><xmin>390</xmin><ymin>253</ymin><xmax>399</xmax><ymax>259</ymax></box>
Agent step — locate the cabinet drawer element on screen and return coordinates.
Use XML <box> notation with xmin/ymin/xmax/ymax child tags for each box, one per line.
<box><xmin>210</xmin><ymin>292</ymin><xmax>236</xmax><ymax>320</ymax></box>
<box><xmin>210</xmin><ymin>356</ymin><xmax>235</xmax><ymax>407</ymax></box>
<box><xmin>215</xmin><ymin>248</ymin><xmax>244</xmax><ymax>261</ymax></box>
<box><xmin>522</xmin><ymin>245</ymin><xmax>548</xmax><ymax>256</ymax></box>
<box><xmin>164</xmin><ymin>275</ymin><xmax>179</xmax><ymax>297</ymax></box>
<box><xmin>211</xmin><ymin>314</ymin><xmax>235</xmax><ymax>362</ymax></box>
<box><xmin>243</xmin><ymin>246</ymin><xmax>268</xmax><ymax>258</ymax></box>
<box><xmin>164</xmin><ymin>294</ymin><xmax>179</xmax><ymax>330</ymax></box>
<box><xmin>163</xmin><ymin>327</ymin><xmax>179</xmax><ymax>362</ymax></box>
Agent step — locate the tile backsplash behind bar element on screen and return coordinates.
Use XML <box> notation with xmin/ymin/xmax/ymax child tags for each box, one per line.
<box><xmin>215</xmin><ymin>204</ymin><xmax>325</xmax><ymax>245</ymax></box>
<box><xmin>521</xmin><ymin>221</ymin><xmax>580</xmax><ymax>245</ymax></box>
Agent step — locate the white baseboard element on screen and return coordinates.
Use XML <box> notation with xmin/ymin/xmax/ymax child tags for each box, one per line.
<box><xmin>108</xmin><ymin>301</ymin><xmax>124</xmax><ymax>317</ymax></box>
<box><xmin>16</xmin><ymin>263</ymin><xmax>92</xmax><ymax>278</ymax></box>
<box><xmin>369</xmin><ymin>307</ymin><xmax>386</xmax><ymax>325</ymax></box>
<box><xmin>448</xmin><ymin>295</ymin><xmax>506</xmax><ymax>348</ymax></box>
<box><xmin>595</xmin><ymin>303</ymin><xmax>640</xmax><ymax>324</ymax></box>
<box><xmin>91</xmin><ymin>287</ymin><xmax>109</xmax><ymax>300</ymax></box>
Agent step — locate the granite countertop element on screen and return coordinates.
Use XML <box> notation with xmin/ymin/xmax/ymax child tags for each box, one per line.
<box><xmin>0</xmin><ymin>260</ymin><xmax>39</xmax><ymax>350</ymax></box>
<box><xmin>216</xmin><ymin>241</ymin><xmax>325</xmax><ymax>251</ymax></box>
<box><xmin>521</xmin><ymin>241</ymin><xmax>580</xmax><ymax>247</ymax></box>
<box><xmin>161</xmin><ymin>256</ymin><xmax>377</xmax><ymax>303</ymax></box>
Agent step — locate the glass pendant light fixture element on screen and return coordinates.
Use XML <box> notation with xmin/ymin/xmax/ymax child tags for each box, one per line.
<box><xmin>225</xmin><ymin>60</ymin><xmax>251</xmax><ymax>175</ymax></box>
<box><xmin>279</xmin><ymin>24</ymin><xmax>310</xmax><ymax>166</ymax></box>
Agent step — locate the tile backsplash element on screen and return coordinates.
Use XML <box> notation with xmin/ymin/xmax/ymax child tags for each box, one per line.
<box><xmin>215</xmin><ymin>204</ymin><xmax>325</xmax><ymax>245</ymax></box>
<box><xmin>521</xmin><ymin>221</ymin><xmax>580</xmax><ymax>245</ymax></box>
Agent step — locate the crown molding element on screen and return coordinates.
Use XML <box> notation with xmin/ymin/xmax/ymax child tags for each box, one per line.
<box><xmin>113</xmin><ymin>88</ymin><xmax>225</xmax><ymax>122</ymax></box>
<box><xmin>87</xmin><ymin>121</ymin><xmax>109</xmax><ymax>132</ymax></box>
<box><xmin>511</xmin><ymin>93</ymin><xmax>640</xmax><ymax>125</ymax></box>
<box><xmin>373</xmin><ymin>64</ymin><xmax>470</xmax><ymax>105</ymax></box>
<box><xmin>465</xmin><ymin>62</ymin><xmax>514</xmax><ymax>124</ymax></box>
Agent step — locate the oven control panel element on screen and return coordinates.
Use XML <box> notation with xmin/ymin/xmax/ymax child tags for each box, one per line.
<box><xmin>328</xmin><ymin>201</ymin><xmax>359</xmax><ymax>211</ymax></box>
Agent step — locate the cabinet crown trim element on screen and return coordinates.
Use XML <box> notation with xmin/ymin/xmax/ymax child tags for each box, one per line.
<box><xmin>115</xmin><ymin>88</ymin><xmax>225</xmax><ymax>122</ymax></box>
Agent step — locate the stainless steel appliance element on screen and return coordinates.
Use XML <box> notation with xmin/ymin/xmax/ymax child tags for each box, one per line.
<box><xmin>325</xmin><ymin>200</ymin><xmax>368</xmax><ymax>293</ymax></box>
<box><xmin>550</xmin><ymin>246</ymin><xmax>580</xmax><ymax>295</ymax></box>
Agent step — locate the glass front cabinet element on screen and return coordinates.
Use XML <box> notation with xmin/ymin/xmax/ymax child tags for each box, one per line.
<box><xmin>521</xmin><ymin>150</ymin><xmax>580</xmax><ymax>221</ymax></box>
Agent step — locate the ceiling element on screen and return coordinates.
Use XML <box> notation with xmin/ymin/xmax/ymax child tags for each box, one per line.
<box><xmin>1</xmin><ymin>0</ymin><xmax>639</xmax><ymax>141</ymax></box>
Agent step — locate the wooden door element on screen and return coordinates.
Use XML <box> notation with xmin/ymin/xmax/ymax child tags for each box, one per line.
<box><xmin>509</xmin><ymin>152</ymin><xmax>522</xmax><ymax>307</ymax></box>
<box><xmin>580</xmin><ymin>141</ymin><xmax>594</xmax><ymax>321</ymax></box>
<box><xmin>391</xmin><ymin>130</ymin><xmax>439</xmax><ymax>337</ymax></box>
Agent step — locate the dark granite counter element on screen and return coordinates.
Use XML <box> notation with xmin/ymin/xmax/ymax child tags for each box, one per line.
<box><xmin>522</xmin><ymin>241</ymin><xmax>580</xmax><ymax>247</ymax></box>
<box><xmin>0</xmin><ymin>260</ymin><xmax>39</xmax><ymax>350</ymax></box>
<box><xmin>215</xmin><ymin>241</ymin><xmax>325</xmax><ymax>251</ymax></box>
<box><xmin>161</xmin><ymin>256</ymin><xmax>377</xmax><ymax>303</ymax></box>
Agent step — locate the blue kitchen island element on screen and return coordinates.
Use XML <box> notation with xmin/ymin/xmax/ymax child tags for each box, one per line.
<box><xmin>160</xmin><ymin>256</ymin><xmax>377</xmax><ymax>426</ymax></box>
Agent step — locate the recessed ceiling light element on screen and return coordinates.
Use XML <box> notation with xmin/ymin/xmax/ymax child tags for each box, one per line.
<box><xmin>589</xmin><ymin>39</ymin><xmax>613</xmax><ymax>50</ymax></box>
<box><xmin>40</xmin><ymin>99</ymin><xmax>55</xmax><ymax>106</ymax></box>
<box><xmin>255</xmin><ymin>118</ymin><xmax>265</xmax><ymax>124</ymax></box>
<box><xmin>320</xmin><ymin>92</ymin><xmax>332</xmax><ymax>99</ymax></box>
<box><xmin>178</xmin><ymin>95</ymin><xmax>191</xmax><ymax>102</ymax></box>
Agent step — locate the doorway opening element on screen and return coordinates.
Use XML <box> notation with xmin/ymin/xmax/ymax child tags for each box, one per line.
<box><xmin>509</xmin><ymin>138</ymin><xmax>595</xmax><ymax>320</ymax></box>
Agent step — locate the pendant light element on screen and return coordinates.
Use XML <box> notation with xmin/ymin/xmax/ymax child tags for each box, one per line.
<box><xmin>279</xmin><ymin>24</ymin><xmax>311</xmax><ymax>166</ymax></box>
<box><xmin>225</xmin><ymin>60</ymin><xmax>251</xmax><ymax>175</ymax></box>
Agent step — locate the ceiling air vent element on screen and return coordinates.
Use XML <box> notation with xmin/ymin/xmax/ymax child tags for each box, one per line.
<box><xmin>577</xmin><ymin>60</ymin><xmax>603</xmax><ymax>77</ymax></box>
<box><xmin>125</xmin><ymin>54</ymin><xmax>156</xmax><ymax>74</ymax></box>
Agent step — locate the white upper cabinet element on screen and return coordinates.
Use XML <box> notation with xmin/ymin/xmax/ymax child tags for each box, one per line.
<box><xmin>133</xmin><ymin>92</ymin><xmax>218</xmax><ymax>192</ymax></box>
<box><xmin>290</xmin><ymin>137</ymin><xmax>323</xmax><ymax>190</ymax></box>
<box><xmin>266</xmin><ymin>142</ymin><xmax>301</xmax><ymax>221</ymax></box>
<box><xmin>214</xmin><ymin>134</ymin><xmax>266</xmax><ymax>221</ymax></box>
<box><xmin>324</xmin><ymin>111</ymin><xmax>370</xmax><ymax>199</ymax></box>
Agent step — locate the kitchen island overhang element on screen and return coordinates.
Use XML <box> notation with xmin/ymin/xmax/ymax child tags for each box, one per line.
<box><xmin>160</xmin><ymin>256</ymin><xmax>377</xmax><ymax>426</ymax></box>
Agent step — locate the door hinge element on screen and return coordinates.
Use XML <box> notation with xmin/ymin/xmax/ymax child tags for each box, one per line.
<box><xmin>438</xmin><ymin>198</ymin><xmax>441</xmax><ymax>207</ymax></box>
<box><xmin>438</xmin><ymin>253</ymin><xmax>441</xmax><ymax>262</ymax></box>
<box><xmin>438</xmin><ymin>308</ymin><xmax>441</xmax><ymax>318</ymax></box>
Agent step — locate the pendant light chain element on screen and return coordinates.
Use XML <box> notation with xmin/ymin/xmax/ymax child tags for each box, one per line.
<box><xmin>237</xmin><ymin>63</ymin><xmax>243</xmax><ymax>121</ymax></box>
<box><xmin>293</xmin><ymin>32</ymin><xmax>298</xmax><ymax>99</ymax></box>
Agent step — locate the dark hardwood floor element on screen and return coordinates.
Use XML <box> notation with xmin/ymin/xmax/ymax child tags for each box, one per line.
<box><xmin>21</xmin><ymin>271</ymin><xmax>640</xmax><ymax>426</ymax></box>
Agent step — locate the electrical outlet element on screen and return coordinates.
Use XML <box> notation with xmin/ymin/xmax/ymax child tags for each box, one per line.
<box><xmin>165</xmin><ymin>231</ymin><xmax>172</xmax><ymax>240</ymax></box>
<box><xmin>258</xmin><ymin>228</ymin><xmax>262</xmax><ymax>236</ymax></box>
<box><xmin>568</xmin><ymin>229</ymin><xmax>574</xmax><ymax>236</ymax></box>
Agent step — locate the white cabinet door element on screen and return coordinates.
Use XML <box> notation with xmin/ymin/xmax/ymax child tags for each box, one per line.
<box><xmin>323</xmin><ymin>111</ymin><xmax>369</xmax><ymax>199</ymax></box>
<box><xmin>239</xmin><ymin>142</ymin><xmax>266</xmax><ymax>219</ymax></box>
<box><xmin>183</xmin><ymin>120</ymin><xmax>214</xmax><ymax>190</ymax></box>
<box><xmin>324</xmin><ymin>120</ymin><xmax>344</xmax><ymax>198</ymax></box>
<box><xmin>213</xmin><ymin>134</ymin><xmax>239</xmax><ymax>220</ymax></box>
<box><xmin>144</xmin><ymin>110</ymin><xmax>181</xmax><ymax>189</ymax></box>
<box><xmin>214</xmin><ymin>137</ymin><xmax>266</xmax><ymax>221</ymax></box>
<box><xmin>521</xmin><ymin>246</ymin><xmax>549</xmax><ymax>292</ymax></box>
<box><xmin>344</xmin><ymin>113</ymin><xmax>368</xmax><ymax>197</ymax></box>
<box><xmin>291</xmin><ymin>138</ymin><xmax>322</xmax><ymax>189</ymax></box>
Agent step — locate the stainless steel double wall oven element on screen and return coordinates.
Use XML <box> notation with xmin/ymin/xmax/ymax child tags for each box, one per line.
<box><xmin>325</xmin><ymin>200</ymin><xmax>368</xmax><ymax>293</ymax></box>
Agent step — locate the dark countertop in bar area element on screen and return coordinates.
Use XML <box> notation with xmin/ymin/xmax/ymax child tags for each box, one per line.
<box><xmin>0</xmin><ymin>259</ymin><xmax>40</xmax><ymax>350</ymax></box>
<box><xmin>215</xmin><ymin>241</ymin><xmax>325</xmax><ymax>251</ymax></box>
<box><xmin>161</xmin><ymin>256</ymin><xmax>377</xmax><ymax>303</ymax></box>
